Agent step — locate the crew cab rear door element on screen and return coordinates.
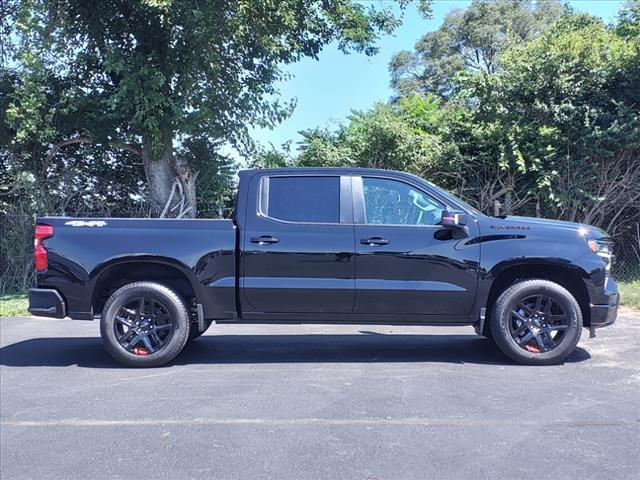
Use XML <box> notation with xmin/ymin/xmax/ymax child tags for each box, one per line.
<box><xmin>352</xmin><ymin>175</ymin><xmax>479</xmax><ymax>320</ymax></box>
<box><xmin>239</xmin><ymin>173</ymin><xmax>355</xmax><ymax>315</ymax></box>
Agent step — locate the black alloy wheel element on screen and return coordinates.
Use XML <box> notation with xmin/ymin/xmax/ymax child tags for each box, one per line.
<box><xmin>101</xmin><ymin>282</ymin><xmax>191</xmax><ymax>367</ymax></box>
<box><xmin>114</xmin><ymin>297</ymin><xmax>174</xmax><ymax>356</ymax></box>
<box><xmin>490</xmin><ymin>279</ymin><xmax>583</xmax><ymax>365</ymax></box>
<box><xmin>509</xmin><ymin>294</ymin><xmax>569</xmax><ymax>354</ymax></box>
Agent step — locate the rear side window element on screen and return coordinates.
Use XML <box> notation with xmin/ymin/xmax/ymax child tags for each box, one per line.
<box><xmin>265</xmin><ymin>176</ymin><xmax>340</xmax><ymax>223</ymax></box>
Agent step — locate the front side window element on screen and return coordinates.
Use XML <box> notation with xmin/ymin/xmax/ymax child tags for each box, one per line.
<box><xmin>265</xmin><ymin>176</ymin><xmax>340</xmax><ymax>223</ymax></box>
<box><xmin>362</xmin><ymin>177</ymin><xmax>445</xmax><ymax>226</ymax></box>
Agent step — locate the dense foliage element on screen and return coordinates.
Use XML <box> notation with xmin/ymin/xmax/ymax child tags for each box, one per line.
<box><xmin>1</xmin><ymin>0</ymin><xmax>425</xmax><ymax>218</ymax></box>
<box><xmin>389</xmin><ymin>0</ymin><xmax>569</xmax><ymax>98</ymax></box>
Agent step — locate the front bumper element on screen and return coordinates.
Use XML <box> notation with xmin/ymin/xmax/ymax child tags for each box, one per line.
<box><xmin>589</xmin><ymin>276</ymin><xmax>619</xmax><ymax>329</ymax></box>
<box><xmin>28</xmin><ymin>288</ymin><xmax>66</xmax><ymax>318</ymax></box>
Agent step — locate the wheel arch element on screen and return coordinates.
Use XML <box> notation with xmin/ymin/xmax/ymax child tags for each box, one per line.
<box><xmin>91</xmin><ymin>257</ymin><xmax>199</xmax><ymax>316</ymax></box>
<box><xmin>484</xmin><ymin>261</ymin><xmax>591</xmax><ymax>333</ymax></box>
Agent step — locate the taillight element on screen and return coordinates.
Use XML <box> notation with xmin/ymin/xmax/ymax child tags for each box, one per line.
<box><xmin>34</xmin><ymin>224</ymin><xmax>54</xmax><ymax>272</ymax></box>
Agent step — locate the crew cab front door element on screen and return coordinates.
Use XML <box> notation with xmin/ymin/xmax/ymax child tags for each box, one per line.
<box><xmin>240</xmin><ymin>174</ymin><xmax>355</xmax><ymax>316</ymax></box>
<box><xmin>352</xmin><ymin>175</ymin><xmax>479</xmax><ymax>320</ymax></box>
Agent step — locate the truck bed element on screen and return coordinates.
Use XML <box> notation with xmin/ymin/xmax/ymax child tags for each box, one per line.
<box><xmin>33</xmin><ymin>217</ymin><xmax>237</xmax><ymax>320</ymax></box>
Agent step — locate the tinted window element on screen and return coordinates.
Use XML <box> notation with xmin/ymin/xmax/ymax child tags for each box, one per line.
<box><xmin>266</xmin><ymin>176</ymin><xmax>340</xmax><ymax>223</ymax></box>
<box><xmin>363</xmin><ymin>177</ymin><xmax>444</xmax><ymax>225</ymax></box>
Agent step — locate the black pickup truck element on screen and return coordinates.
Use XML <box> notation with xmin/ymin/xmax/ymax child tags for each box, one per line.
<box><xmin>29</xmin><ymin>168</ymin><xmax>619</xmax><ymax>367</ymax></box>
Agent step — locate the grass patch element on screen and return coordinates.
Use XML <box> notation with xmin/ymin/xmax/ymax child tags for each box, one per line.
<box><xmin>619</xmin><ymin>280</ymin><xmax>640</xmax><ymax>311</ymax></box>
<box><xmin>0</xmin><ymin>294</ymin><xmax>29</xmax><ymax>317</ymax></box>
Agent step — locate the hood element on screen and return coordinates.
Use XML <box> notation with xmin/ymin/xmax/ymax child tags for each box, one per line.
<box><xmin>483</xmin><ymin>215</ymin><xmax>610</xmax><ymax>240</ymax></box>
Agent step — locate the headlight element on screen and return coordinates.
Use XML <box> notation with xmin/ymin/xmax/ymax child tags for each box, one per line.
<box><xmin>588</xmin><ymin>239</ymin><xmax>615</xmax><ymax>269</ymax></box>
<box><xmin>588</xmin><ymin>239</ymin><xmax>612</xmax><ymax>255</ymax></box>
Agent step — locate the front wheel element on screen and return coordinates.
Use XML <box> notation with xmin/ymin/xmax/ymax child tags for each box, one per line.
<box><xmin>100</xmin><ymin>282</ymin><xmax>191</xmax><ymax>367</ymax></box>
<box><xmin>491</xmin><ymin>279</ymin><xmax>583</xmax><ymax>365</ymax></box>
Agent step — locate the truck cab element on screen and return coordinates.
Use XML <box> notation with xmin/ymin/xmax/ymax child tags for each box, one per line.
<box><xmin>237</xmin><ymin>169</ymin><xmax>480</xmax><ymax>323</ymax></box>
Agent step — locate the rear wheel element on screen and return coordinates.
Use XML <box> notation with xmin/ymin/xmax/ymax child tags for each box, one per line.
<box><xmin>491</xmin><ymin>279</ymin><xmax>582</xmax><ymax>365</ymax></box>
<box><xmin>100</xmin><ymin>282</ymin><xmax>191</xmax><ymax>367</ymax></box>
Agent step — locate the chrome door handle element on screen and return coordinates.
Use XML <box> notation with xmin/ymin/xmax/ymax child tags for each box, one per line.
<box><xmin>360</xmin><ymin>237</ymin><xmax>389</xmax><ymax>246</ymax></box>
<box><xmin>250</xmin><ymin>235</ymin><xmax>279</xmax><ymax>245</ymax></box>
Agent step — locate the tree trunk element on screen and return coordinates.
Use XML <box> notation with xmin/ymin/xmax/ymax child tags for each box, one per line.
<box><xmin>141</xmin><ymin>132</ymin><xmax>197</xmax><ymax>218</ymax></box>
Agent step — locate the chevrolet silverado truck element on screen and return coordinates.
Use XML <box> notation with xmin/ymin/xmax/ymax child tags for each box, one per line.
<box><xmin>28</xmin><ymin>168</ymin><xmax>619</xmax><ymax>367</ymax></box>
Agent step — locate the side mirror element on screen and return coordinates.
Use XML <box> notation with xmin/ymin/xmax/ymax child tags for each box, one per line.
<box><xmin>440</xmin><ymin>210</ymin><xmax>467</xmax><ymax>228</ymax></box>
<box><xmin>439</xmin><ymin>210</ymin><xmax>469</xmax><ymax>238</ymax></box>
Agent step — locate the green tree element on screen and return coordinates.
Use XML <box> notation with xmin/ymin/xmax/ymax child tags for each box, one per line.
<box><xmin>1</xmin><ymin>64</ymin><xmax>147</xmax><ymax>216</ymax></box>
<box><xmin>617</xmin><ymin>0</ymin><xmax>640</xmax><ymax>39</ymax></box>
<box><xmin>389</xmin><ymin>0</ymin><xmax>568</xmax><ymax>98</ymax></box>
<box><xmin>4</xmin><ymin>0</ymin><xmax>429</xmax><ymax>217</ymax></box>
<box><xmin>473</xmin><ymin>13</ymin><xmax>640</xmax><ymax>226</ymax></box>
<box><xmin>294</xmin><ymin>96</ymin><xmax>456</xmax><ymax>177</ymax></box>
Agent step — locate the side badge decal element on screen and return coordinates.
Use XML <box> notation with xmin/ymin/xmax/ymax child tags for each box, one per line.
<box><xmin>490</xmin><ymin>224</ymin><xmax>531</xmax><ymax>231</ymax></box>
<box><xmin>64</xmin><ymin>220</ymin><xmax>108</xmax><ymax>227</ymax></box>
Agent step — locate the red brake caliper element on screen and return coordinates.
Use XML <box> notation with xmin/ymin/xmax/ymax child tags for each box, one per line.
<box><xmin>525</xmin><ymin>344</ymin><xmax>540</xmax><ymax>353</ymax></box>
<box><xmin>132</xmin><ymin>347</ymin><xmax>149</xmax><ymax>356</ymax></box>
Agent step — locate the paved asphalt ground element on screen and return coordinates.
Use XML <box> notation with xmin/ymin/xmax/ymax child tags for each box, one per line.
<box><xmin>1</xmin><ymin>313</ymin><xmax>639</xmax><ymax>480</ymax></box>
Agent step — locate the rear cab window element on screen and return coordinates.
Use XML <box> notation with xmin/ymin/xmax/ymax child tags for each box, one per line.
<box><xmin>261</xmin><ymin>176</ymin><xmax>340</xmax><ymax>223</ymax></box>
